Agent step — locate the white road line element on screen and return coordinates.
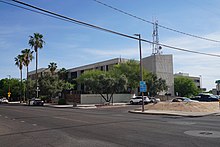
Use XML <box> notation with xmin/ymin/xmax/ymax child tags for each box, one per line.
<box><xmin>32</xmin><ymin>124</ymin><xmax>37</xmax><ymax>126</ymax></box>
<box><xmin>0</xmin><ymin>115</ymin><xmax>2</xmax><ymax>116</ymax></box>
<box><xmin>20</xmin><ymin>120</ymin><xmax>25</xmax><ymax>123</ymax></box>
<box><xmin>5</xmin><ymin>116</ymin><xmax>8</xmax><ymax>119</ymax></box>
<box><xmin>12</xmin><ymin>118</ymin><xmax>16</xmax><ymax>120</ymax></box>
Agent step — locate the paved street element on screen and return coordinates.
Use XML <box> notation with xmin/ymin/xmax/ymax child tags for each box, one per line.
<box><xmin>0</xmin><ymin>104</ymin><xmax>220</xmax><ymax>147</ymax></box>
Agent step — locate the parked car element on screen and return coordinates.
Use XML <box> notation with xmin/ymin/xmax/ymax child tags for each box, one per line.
<box><xmin>130</xmin><ymin>96</ymin><xmax>150</xmax><ymax>105</ymax></box>
<box><xmin>214</xmin><ymin>95</ymin><xmax>220</xmax><ymax>99</ymax></box>
<box><xmin>149</xmin><ymin>97</ymin><xmax>161</xmax><ymax>103</ymax></box>
<box><xmin>171</xmin><ymin>97</ymin><xmax>199</xmax><ymax>102</ymax></box>
<box><xmin>29</xmin><ymin>98</ymin><xmax>44</xmax><ymax>106</ymax></box>
<box><xmin>191</xmin><ymin>94</ymin><xmax>219</xmax><ymax>102</ymax></box>
<box><xmin>0</xmin><ymin>98</ymin><xmax>9</xmax><ymax>104</ymax></box>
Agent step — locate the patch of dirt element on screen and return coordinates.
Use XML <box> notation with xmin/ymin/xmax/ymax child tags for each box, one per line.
<box><xmin>142</xmin><ymin>102</ymin><xmax>220</xmax><ymax>112</ymax></box>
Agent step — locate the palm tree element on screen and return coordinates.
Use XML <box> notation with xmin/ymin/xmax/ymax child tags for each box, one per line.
<box><xmin>28</xmin><ymin>33</ymin><xmax>45</xmax><ymax>98</ymax></box>
<box><xmin>21</xmin><ymin>48</ymin><xmax>34</xmax><ymax>100</ymax></box>
<box><xmin>15</xmin><ymin>54</ymin><xmax>24</xmax><ymax>103</ymax></box>
<box><xmin>48</xmin><ymin>62</ymin><xmax>57</xmax><ymax>75</ymax></box>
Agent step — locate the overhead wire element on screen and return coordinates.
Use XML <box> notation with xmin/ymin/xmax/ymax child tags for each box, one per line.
<box><xmin>0</xmin><ymin>0</ymin><xmax>78</xmax><ymax>24</ymax></box>
<box><xmin>93</xmin><ymin>0</ymin><xmax>220</xmax><ymax>43</ymax></box>
<box><xmin>1</xmin><ymin>0</ymin><xmax>220</xmax><ymax>58</ymax></box>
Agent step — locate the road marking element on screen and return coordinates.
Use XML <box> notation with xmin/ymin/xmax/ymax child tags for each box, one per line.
<box><xmin>5</xmin><ymin>116</ymin><xmax>8</xmax><ymax>119</ymax></box>
<box><xmin>20</xmin><ymin>120</ymin><xmax>25</xmax><ymax>123</ymax></box>
<box><xmin>0</xmin><ymin>115</ymin><xmax>2</xmax><ymax>116</ymax></box>
<box><xmin>53</xmin><ymin>116</ymin><xmax>89</xmax><ymax>123</ymax></box>
<box><xmin>12</xmin><ymin>118</ymin><xmax>15</xmax><ymax>120</ymax></box>
<box><xmin>32</xmin><ymin>124</ymin><xmax>37</xmax><ymax>126</ymax></box>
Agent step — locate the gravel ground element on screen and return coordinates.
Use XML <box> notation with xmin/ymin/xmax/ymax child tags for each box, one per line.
<box><xmin>142</xmin><ymin>102</ymin><xmax>220</xmax><ymax>112</ymax></box>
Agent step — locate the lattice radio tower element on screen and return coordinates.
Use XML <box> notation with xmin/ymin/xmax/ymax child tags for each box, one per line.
<box><xmin>152</xmin><ymin>20</ymin><xmax>162</xmax><ymax>55</ymax></box>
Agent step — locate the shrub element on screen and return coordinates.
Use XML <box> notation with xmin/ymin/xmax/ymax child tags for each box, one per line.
<box><xmin>58</xmin><ymin>98</ymin><xmax>66</xmax><ymax>105</ymax></box>
<box><xmin>39</xmin><ymin>95</ymin><xmax>48</xmax><ymax>102</ymax></box>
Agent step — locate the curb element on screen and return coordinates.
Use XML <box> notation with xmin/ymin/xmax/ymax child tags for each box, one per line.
<box><xmin>128</xmin><ymin>110</ymin><xmax>219</xmax><ymax>117</ymax></box>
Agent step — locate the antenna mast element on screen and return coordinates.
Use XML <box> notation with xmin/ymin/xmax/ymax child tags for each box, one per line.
<box><xmin>152</xmin><ymin>20</ymin><xmax>162</xmax><ymax>55</ymax></box>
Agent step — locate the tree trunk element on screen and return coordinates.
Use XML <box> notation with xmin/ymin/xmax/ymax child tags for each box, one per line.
<box><xmin>100</xmin><ymin>93</ymin><xmax>107</xmax><ymax>102</ymax></box>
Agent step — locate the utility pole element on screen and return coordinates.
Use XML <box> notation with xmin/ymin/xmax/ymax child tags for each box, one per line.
<box><xmin>134</xmin><ymin>34</ymin><xmax>144</xmax><ymax>112</ymax></box>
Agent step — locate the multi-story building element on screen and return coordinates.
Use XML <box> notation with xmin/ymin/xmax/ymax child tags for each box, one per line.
<box><xmin>174</xmin><ymin>72</ymin><xmax>201</xmax><ymax>89</ymax></box>
<box><xmin>28</xmin><ymin>56</ymin><xmax>175</xmax><ymax>96</ymax></box>
<box><xmin>28</xmin><ymin>68</ymin><xmax>59</xmax><ymax>80</ymax></box>
<box><xmin>67</xmin><ymin>58</ymin><xmax>128</xmax><ymax>91</ymax></box>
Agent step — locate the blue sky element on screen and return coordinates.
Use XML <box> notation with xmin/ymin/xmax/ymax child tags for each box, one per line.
<box><xmin>1</xmin><ymin>0</ymin><xmax>220</xmax><ymax>90</ymax></box>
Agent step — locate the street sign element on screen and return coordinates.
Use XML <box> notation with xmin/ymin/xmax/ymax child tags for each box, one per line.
<box><xmin>140</xmin><ymin>81</ymin><xmax>147</xmax><ymax>92</ymax></box>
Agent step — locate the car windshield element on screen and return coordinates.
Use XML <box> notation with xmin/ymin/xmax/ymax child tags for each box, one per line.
<box><xmin>209</xmin><ymin>95</ymin><xmax>218</xmax><ymax>98</ymax></box>
<box><xmin>183</xmin><ymin>98</ymin><xmax>190</xmax><ymax>100</ymax></box>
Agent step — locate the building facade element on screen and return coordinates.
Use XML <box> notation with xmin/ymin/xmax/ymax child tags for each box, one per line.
<box><xmin>28</xmin><ymin>56</ymin><xmax>175</xmax><ymax>96</ymax></box>
<box><xmin>28</xmin><ymin>68</ymin><xmax>59</xmax><ymax>80</ymax></box>
<box><xmin>142</xmin><ymin>54</ymin><xmax>174</xmax><ymax>96</ymax></box>
<box><xmin>174</xmin><ymin>72</ymin><xmax>201</xmax><ymax>89</ymax></box>
<box><xmin>67</xmin><ymin>58</ymin><xmax>128</xmax><ymax>91</ymax></box>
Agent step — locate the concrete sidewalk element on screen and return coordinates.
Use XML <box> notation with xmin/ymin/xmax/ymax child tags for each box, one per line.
<box><xmin>129</xmin><ymin>110</ymin><xmax>220</xmax><ymax>117</ymax></box>
<box><xmin>43</xmin><ymin>103</ymin><xmax>96</xmax><ymax>109</ymax></box>
<box><xmin>44</xmin><ymin>103</ymin><xmax>128</xmax><ymax>109</ymax></box>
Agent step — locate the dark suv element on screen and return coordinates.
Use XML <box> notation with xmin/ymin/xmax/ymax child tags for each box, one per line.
<box><xmin>191</xmin><ymin>94</ymin><xmax>219</xmax><ymax>102</ymax></box>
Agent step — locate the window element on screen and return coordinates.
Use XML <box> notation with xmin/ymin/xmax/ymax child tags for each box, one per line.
<box><xmin>71</xmin><ymin>72</ymin><xmax>77</xmax><ymax>79</ymax></box>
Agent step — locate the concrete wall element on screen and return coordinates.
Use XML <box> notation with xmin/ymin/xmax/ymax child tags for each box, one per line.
<box><xmin>81</xmin><ymin>94</ymin><xmax>133</xmax><ymax>104</ymax></box>
<box><xmin>142</xmin><ymin>54</ymin><xmax>174</xmax><ymax>96</ymax></box>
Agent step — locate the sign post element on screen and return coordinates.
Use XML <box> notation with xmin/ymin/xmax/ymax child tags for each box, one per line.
<box><xmin>140</xmin><ymin>81</ymin><xmax>147</xmax><ymax>112</ymax></box>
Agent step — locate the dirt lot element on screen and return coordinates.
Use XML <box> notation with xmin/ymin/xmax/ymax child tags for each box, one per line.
<box><xmin>143</xmin><ymin>102</ymin><xmax>220</xmax><ymax>112</ymax></box>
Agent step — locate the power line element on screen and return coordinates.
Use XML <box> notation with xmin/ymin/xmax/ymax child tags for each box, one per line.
<box><xmin>93</xmin><ymin>0</ymin><xmax>220</xmax><ymax>43</ymax></box>
<box><xmin>8</xmin><ymin>0</ymin><xmax>141</xmax><ymax>41</ymax></box>
<box><xmin>1</xmin><ymin>0</ymin><xmax>220</xmax><ymax>58</ymax></box>
<box><xmin>0</xmin><ymin>0</ymin><xmax>78</xmax><ymax>24</ymax></box>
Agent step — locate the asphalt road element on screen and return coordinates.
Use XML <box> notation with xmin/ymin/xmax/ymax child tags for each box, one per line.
<box><xmin>0</xmin><ymin>104</ymin><xmax>220</xmax><ymax>147</ymax></box>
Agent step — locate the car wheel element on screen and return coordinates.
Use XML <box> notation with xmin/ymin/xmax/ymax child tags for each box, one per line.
<box><xmin>130</xmin><ymin>101</ymin><xmax>134</xmax><ymax>105</ymax></box>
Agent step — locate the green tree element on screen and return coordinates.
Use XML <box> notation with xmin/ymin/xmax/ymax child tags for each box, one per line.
<box><xmin>48</xmin><ymin>62</ymin><xmax>57</xmax><ymax>75</ymax></box>
<box><xmin>14</xmin><ymin>54</ymin><xmax>24</xmax><ymax>102</ymax></box>
<box><xmin>37</xmin><ymin>75</ymin><xmax>74</xmax><ymax>100</ymax></box>
<box><xmin>0</xmin><ymin>78</ymin><xmax>9</xmax><ymax>97</ymax></box>
<box><xmin>21</xmin><ymin>48</ymin><xmax>34</xmax><ymax>100</ymax></box>
<box><xmin>144</xmin><ymin>73</ymin><xmax>167</xmax><ymax>96</ymax></box>
<box><xmin>77</xmin><ymin>70</ymin><xmax>127</xmax><ymax>102</ymax></box>
<box><xmin>29</xmin><ymin>33</ymin><xmax>45</xmax><ymax>97</ymax></box>
<box><xmin>174</xmin><ymin>76</ymin><xmax>199</xmax><ymax>97</ymax></box>
<box><xmin>113</xmin><ymin>60</ymin><xmax>139</xmax><ymax>91</ymax></box>
<box><xmin>0</xmin><ymin>78</ymin><xmax>23</xmax><ymax>101</ymax></box>
<box><xmin>113</xmin><ymin>60</ymin><xmax>167</xmax><ymax>96</ymax></box>
<box><xmin>58</xmin><ymin>68</ymin><xmax>68</xmax><ymax>81</ymax></box>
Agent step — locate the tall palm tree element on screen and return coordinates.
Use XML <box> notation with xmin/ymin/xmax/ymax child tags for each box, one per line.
<box><xmin>21</xmin><ymin>48</ymin><xmax>34</xmax><ymax>100</ymax></box>
<box><xmin>15</xmin><ymin>54</ymin><xmax>24</xmax><ymax>103</ymax></box>
<box><xmin>48</xmin><ymin>62</ymin><xmax>57</xmax><ymax>75</ymax></box>
<box><xmin>28</xmin><ymin>33</ymin><xmax>45</xmax><ymax>98</ymax></box>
